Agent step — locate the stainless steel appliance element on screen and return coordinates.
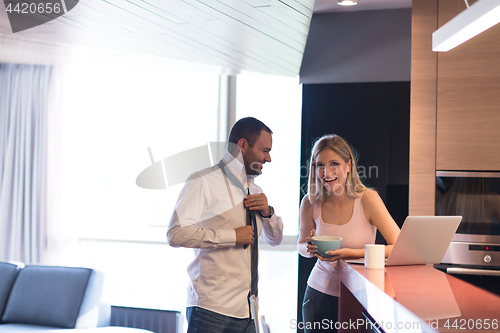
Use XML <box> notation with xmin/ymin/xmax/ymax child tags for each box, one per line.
<box><xmin>436</xmin><ymin>171</ymin><xmax>500</xmax><ymax>280</ymax></box>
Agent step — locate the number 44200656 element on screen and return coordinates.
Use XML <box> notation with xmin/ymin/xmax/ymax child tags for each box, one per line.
<box><xmin>444</xmin><ymin>319</ymin><xmax>498</xmax><ymax>330</ymax></box>
<box><xmin>5</xmin><ymin>2</ymin><xmax>62</xmax><ymax>14</ymax></box>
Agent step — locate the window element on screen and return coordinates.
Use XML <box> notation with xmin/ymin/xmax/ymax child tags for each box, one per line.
<box><xmin>236</xmin><ymin>73</ymin><xmax>302</xmax><ymax>236</ymax></box>
<box><xmin>236</xmin><ymin>73</ymin><xmax>302</xmax><ymax>330</ymax></box>
<box><xmin>55</xmin><ymin>61</ymin><xmax>301</xmax><ymax>332</ymax></box>
<box><xmin>57</xmin><ymin>62</ymin><xmax>219</xmax><ymax>242</ymax></box>
<box><xmin>57</xmin><ymin>61</ymin><xmax>219</xmax><ymax>324</ymax></box>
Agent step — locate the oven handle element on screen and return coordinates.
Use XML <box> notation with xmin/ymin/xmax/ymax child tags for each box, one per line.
<box><xmin>446</xmin><ymin>267</ymin><xmax>500</xmax><ymax>276</ymax></box>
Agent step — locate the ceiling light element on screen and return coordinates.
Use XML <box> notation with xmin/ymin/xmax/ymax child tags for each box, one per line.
<box><xmin>432</xmin><ymin>0</ymin><xmax>500</xmax><ymax>52</ymax></box>
<box><xmin>337</xmin><ymin>0</ymin><xmax>357</xmax><ymax>6</ymax></box>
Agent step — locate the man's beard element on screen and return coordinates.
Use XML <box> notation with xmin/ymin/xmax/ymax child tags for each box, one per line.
<box><xmin>244</xmin><ymin>160</ymin><xmax>263</xmax><ymax>176</ymax></box>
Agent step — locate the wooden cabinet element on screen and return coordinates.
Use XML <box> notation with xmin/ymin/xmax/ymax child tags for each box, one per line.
<box><xmin>409</xmin><ymin>0</ymin><xmax>438</xmax><ymax>215</ymax></box>
<box><xmin>436</xmin><ymin>1</ymin><xmax>500</xmax><ymax>171</ymax></box>
<box><xmin>410</xmin><ymin>0</ymin><xmax>500</xmax><ymax>215</ymax></box>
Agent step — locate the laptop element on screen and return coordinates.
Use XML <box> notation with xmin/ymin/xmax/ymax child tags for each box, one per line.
<box><xmin>346</xmin><ymin>216</ymin><xmax>462</xmax><ymax>266</ymax></box>
<box><xmin>385</xmin><ymin>216</ymin><xmax>462</xmax><ymax>266</ymax></box>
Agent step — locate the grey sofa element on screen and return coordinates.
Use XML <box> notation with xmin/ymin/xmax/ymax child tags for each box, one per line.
<box><xmin>0</xmin><ymin>261</ymin><xmax>152</xmax><ymax>333</ymax></box>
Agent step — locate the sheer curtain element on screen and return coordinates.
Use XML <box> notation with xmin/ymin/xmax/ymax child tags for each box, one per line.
<box><xmin>0</xmin><ymin>63</ymin><xmax>52</xmax><ymax>263</ymax></box>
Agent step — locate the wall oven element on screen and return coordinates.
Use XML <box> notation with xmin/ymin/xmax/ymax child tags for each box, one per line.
<box><xmin>435</xmin><ymin>171</ymin><xmax>500</xmax><ymax>294</ymax></box>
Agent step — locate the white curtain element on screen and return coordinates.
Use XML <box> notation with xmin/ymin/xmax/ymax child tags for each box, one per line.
<box><xmin>0</xmin><ymin>63</ymin><xmax>52</xmax><ymax>263</ymax></box>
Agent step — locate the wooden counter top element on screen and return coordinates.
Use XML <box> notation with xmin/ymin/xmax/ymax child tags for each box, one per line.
<box><xmin>339</xmin><ymin>261</ymin><xmax>500</xmax><ymax>332</ymax></box>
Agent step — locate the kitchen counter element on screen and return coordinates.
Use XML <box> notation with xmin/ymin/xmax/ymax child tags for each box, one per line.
<box><xmin>338</xmin><ymin>260</ymin><xmax>500</xmax><ymax>332</ymax></box>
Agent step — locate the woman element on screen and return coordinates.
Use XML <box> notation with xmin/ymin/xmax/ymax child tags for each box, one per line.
<box><xmin>297</xmin><ymin>134</ymin><xmax>400</xmax><ymax>332</ymax></box>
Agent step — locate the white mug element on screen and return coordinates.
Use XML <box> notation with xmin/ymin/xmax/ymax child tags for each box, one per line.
<box><xmin>365</xmin><ymin>244</ymin><xmax>385</xmax><ymax>269</ymax></box>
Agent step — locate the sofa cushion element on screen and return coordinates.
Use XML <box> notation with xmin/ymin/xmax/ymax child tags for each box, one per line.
<box><xmin>1</xmin><ymin>265</ymin><xmax>92</xmax><ymax>328</ymax></box>
<box><xmin>75</xmin><ymin>269</ymin><xmax>106</xmax><ymax>328</ymax></box>
<box><xmin>0</xmin><ymin>325</ymin><xmax>154</xmax><ymax>332</ymax></box>
<box><xmin>0</xmin><ymin>262</ymin><xmax>22</xmax><ymax>319</ymax></box>
<box><xmin>0</xmin><ymin>323</ymin><xmax>64</xmax><ymax>331</ymax></box>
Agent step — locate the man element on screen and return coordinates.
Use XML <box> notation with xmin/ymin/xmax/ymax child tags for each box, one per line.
<box><xmin>167</xmin><ymin>117</ymin><xmax>283</xmax><ymax>333</ymax></box>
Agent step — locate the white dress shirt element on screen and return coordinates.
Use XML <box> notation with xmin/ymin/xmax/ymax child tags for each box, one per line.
<box><xmin>167</xmin><ymin>151</ymin><xmax>283</xmax><ymax>318</ymax></box>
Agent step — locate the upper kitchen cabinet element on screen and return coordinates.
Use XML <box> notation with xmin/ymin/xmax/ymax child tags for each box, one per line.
<box><xmin>410</xmin><ymin>0</ymin><xmax>500</xmax><ymax>215</ymax></box>
<box><xmin>436</xmin><ymin>0</ymin><xmax>500</xmax><ymax>171</ymax></box>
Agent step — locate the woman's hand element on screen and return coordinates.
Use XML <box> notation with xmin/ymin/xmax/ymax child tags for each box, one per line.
<box><xmin>304</xmin><ymin>229</ymin><xmax>318</xmax><ymax>256</ymax></box>
<box><xmin>316</xmin><ymin>248</ymin><xmax>355</xmax><ymax>262</ymax></box>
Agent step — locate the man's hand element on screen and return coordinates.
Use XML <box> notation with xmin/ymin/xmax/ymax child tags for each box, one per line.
<box><xmin>235</xmin><ymin>225</ymin><xmax>254</xmax><ymax>245</ymax></box>
<box><xmin>244</xmin><ymin>193</ymin><xmax>270</xmax><ymax>217</ymax></box>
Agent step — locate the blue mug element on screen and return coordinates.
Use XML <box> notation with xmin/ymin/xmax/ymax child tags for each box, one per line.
<box><xmin>311</xmin><ymin>235</ymin><xmax>342</xmax><ymax>257</ymax></box>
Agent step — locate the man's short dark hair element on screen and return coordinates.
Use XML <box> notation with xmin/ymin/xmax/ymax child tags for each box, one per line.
<box><xmin>228</xmin><ymin>117</ymin><xmax>273</xmax><ymax>147</ymax></box>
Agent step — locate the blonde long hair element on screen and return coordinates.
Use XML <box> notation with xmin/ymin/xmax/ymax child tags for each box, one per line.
<box><xmin>308</xmin><ymin>134</ymin><xmax>367</xmax><ymax>204</ymax></box>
